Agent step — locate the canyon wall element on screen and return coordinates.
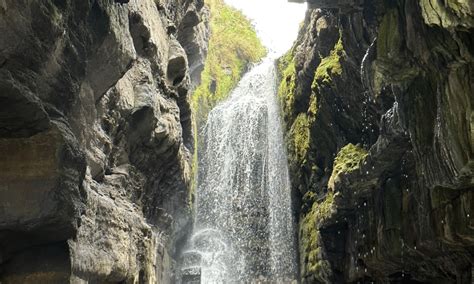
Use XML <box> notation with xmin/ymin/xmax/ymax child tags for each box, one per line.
<box><xmin>280</xmin><ymin>0</ymin><xmax>473</xmax><ymax>282</ymax></box>
<box><xmin>0</xmin><ymin>0</ymin><xmax>209</xmax><ymax>282</ymax></box>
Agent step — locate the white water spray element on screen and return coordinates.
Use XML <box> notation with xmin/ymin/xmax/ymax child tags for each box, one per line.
<box><xmin>181</xmin><ymin>59</ymin><xmax>297</xmax><ymax>283</ymax></box>
<box><xmin>181</xmin><ymin>1</ymin><xmax>306</xmax><ymax>282</ymax></box>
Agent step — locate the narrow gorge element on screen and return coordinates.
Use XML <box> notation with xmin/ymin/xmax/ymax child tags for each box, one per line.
<box><xmin>0</xmin><ymin>0</ymin><xmax>473</xmax><ymax>283</ymax></box>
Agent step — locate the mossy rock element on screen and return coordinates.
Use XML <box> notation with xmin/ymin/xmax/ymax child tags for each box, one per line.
<box><xmin>277</xmin><ymin>49</ymin><xmax>297</xmax><ymax>121</ymax></box>
<box><xmin>308</xmin><ymin>93</ymin><xmax>318</xmax><ymax>118</ymax></box>
<box><xmin>375</xmin><ymin>8</ymin><xmax>420</xmax><ymax>83</ymax></box>
<box><xmin>313</xmin><ymin>33</ymin><xmax>345</xmax><ymax>86</ymax></box>
<box><xmin>277</xmin><ymin>47</ymin><xmax>295</xmax><ymax>76</ymax></box>
<box><xmin>328</xmin><ymin>143</ymin><xmax>368</xmax><ymax>190</ymax></box>
<box><xmin>299</xmin><ymin>192</ymin><xmax>335</xmax><ymax>282</ymax></box>
<box><xmin>419</xmin><ymin>0</ymin><xmax>474</xmax><ymax>28</ymax></box>
<box><xmin>289</xmin><ymin>113</ymin><xmax>311</xmax><ymax>165</ymax></box>
<box><xmin>377</xmin><ymin>8</ymin><xmax>402</xmax><ymax>60</ymax></box>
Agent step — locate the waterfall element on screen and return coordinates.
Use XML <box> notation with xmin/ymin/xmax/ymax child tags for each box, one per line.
<box><xmin>181</xmin><ymin>59</ymin><xmax>297</xmax><ymax>283</ymax></box>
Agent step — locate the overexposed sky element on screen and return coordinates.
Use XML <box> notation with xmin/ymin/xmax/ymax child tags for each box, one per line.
<box><xmin>223</xmin><ymin>0</ymin><xmax>307</xmax><ymax>57</ymax></box>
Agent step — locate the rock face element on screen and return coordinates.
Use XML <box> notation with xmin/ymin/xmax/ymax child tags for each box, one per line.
<box><xmin>0</xmin><ymin>0</ymin><xmax>208</xmax><ymax>283</ymax></box>
<box><xmin>279</xmin><ymin>0</ymin><xmax>473</xmax><ymax>283</ymax></box>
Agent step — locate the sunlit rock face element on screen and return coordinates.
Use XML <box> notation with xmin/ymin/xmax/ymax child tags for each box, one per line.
<box><xmin>0</xmin><ymin>0</ymin><xmax>209</xmax><ymax>282</ymax></box>
<box><xmin>279</xmin><ymin>0</ymin><xmax>474</xmax><ymax>283</ymax></box>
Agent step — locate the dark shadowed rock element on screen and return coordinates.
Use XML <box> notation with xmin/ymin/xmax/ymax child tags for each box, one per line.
<box><xmin>279</xmin><ymin>0</ymin><xmax>474</xmax><ymax>282</ymax></box>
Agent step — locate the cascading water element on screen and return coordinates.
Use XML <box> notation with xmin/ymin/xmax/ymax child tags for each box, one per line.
<box><xmin>180</xmin><ymin>59</ymin><xmax>297</xmax><ymax>283</ymax></box>
<box><xmin>179</xmin><ymin>1</ymin><xmax>306</xmax><ymax>282</ymax></box>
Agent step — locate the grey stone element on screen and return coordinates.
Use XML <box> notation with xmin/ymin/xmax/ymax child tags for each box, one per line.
<box><xmin>0</xmin><ymin>0</ymin><xmax>208</xmax><ymax>282</ymax></box>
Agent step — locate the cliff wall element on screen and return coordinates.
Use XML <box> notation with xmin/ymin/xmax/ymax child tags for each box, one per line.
<box><xmin>0</xmin><ymin>0</ymin><xmax>209</xmax><ymax>282</ymax></box>
<box><xmin>279</xmin><ymin>0</ymin><xmax>473</xmax><ymax>282</ymax></box>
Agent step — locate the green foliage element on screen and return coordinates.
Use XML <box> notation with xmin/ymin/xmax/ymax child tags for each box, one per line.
<box><xmin>192</xmin><ymin>0</ymin><xmax>267</xmax><ymax>127</ymax></box>
<box><xmin>190</xmin><ymin>0</ymin><xmax>265</xmax><ymax>204</ymax></box>
<box><xmin>314</xmin><ymin>33</ymin><xmax>345</xmax><ymax>85</ymax></box>
<box><xmin>328</xmin><ymin>143</ymin><xmax>368</xmax><ymax>189</ymax></box>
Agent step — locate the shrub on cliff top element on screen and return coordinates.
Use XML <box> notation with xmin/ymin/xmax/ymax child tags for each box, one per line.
<box><xmin>192</xmin><ymin>0</ymin><xmax>266</xmax><ymax>127</ymax></box>
<box><xmin>190</xmin><ymin>0</ymin><xmax>266</xmax><ymax>202</ymax></box>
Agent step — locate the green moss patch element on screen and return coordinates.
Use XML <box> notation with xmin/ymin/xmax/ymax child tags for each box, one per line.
<box><xmin>277</xmin><ymin>47</ymin><xmax>295</xmax><ymax>75</ymax></box>
<box><xmin>314</xmin><ymin>33</ymin><xmax>345</xmax><ymax>85</ymax></box>
<box><xmin>328</xmin><ymin>143</ymin><xmax>368</xmax><ymax>190</ymax></box>
<box><xmin>277</xmin><ymin>49</ymin><xmax>297</xmax><ymax>120</ymax></box>
<box><xmin>299</xmin><ymin>192</ymin><xmax>334</xmax><ymax>281</ymax></box>
<box><xmin>289</xmin><ymin>113</ymin><xmax>311</xmax><ymax>165</ymax></box>
<box><xmin>308</xmin><ymin>93</ymin><xmax>318</xmax><ymax>119</ymax></box>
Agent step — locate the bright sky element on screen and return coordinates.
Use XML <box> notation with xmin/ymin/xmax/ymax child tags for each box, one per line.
<box><xmin>223</xmin><ymin>0</ymin><xmax>307</xmax><ymax>57</ymax></box>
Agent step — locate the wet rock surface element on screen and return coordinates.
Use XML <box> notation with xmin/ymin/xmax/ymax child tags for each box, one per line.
<box><xmin>0</xmin><ymin>0</ymin><xmax>209</xmax><ymax>282</ymax></box>
<box><xmin>279</xmin><ymin>0</ymin><xmax>473</xmax><ymax>283</ymax></box>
